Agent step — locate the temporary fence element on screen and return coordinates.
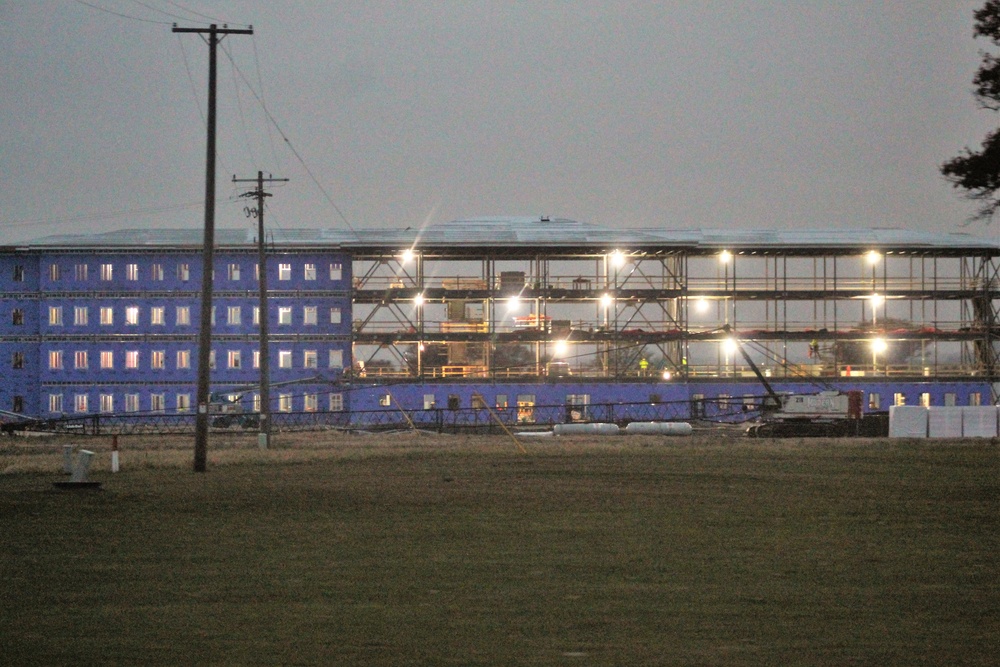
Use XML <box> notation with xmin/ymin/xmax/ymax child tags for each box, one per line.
<box><xmin>5</xmin><ymin>395</ymin><xmax>758</xmax><ymax>437</ymax></box>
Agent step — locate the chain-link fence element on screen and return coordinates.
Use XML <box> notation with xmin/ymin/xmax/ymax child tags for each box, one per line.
<box><xmin>6</xmin><ymin>396</ymin><xmax>762</xmax><ymax>436</ymax></box>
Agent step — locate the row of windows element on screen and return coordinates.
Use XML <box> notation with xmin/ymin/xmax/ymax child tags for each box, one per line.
<box><xmin>41</xmin><ymin>348</ymin><xmax>345</xmax><ymax>370</ymax></box>
<box><xmin>686</xmin><ymin>390</ymin><xmax>984</xmax><ymax>416</ymax></box>
<box><xmin>30</xmin><ymin>305</ymin><xmax>343</xmax><ymax>327</ymax></box>
<box><xmin>23</xmin><ymin>262</ymin><xmax>344</xmax><ymax>283</ymax></box>
<box><xmin>47</xmin><ymin>392</ymin><xmax>344</xmax><ymax>414</ymax></box>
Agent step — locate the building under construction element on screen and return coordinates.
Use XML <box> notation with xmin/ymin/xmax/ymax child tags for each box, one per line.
<box><xmin>2</xmin><ymin>216</ymin><xmax>998</xmax><ymax>426</ymax></box>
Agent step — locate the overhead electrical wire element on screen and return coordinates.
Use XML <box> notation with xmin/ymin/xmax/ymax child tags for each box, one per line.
<box><xmin>130</xmin><ymin>0</ymin><xmax>197</xmax><ymax>23</ymax></box>
<box><xmin>219</xmin><ymin>41</ymin><xmax>359</xmax><ymax>238</ymax></box>
<box><xmin>164</xmin><ymin>0</ymin><xmax>236</xmax><ymax>25</ymax></box>
<box><xmin>0</xmin><ymin>198</ymin><xmax>242</xmax><ymax>230</ymax></box>
<box><xmin>73</xmin><ymin>0</ymin><xmax>172</xmax><ymax>25</ymax></box>
<box><xmin>252</xmin><ymin>36</ymin><xmax>284</xmax><ymax>172</ymax></box>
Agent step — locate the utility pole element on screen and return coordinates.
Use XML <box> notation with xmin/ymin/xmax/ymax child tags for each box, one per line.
<box><xmin>233</xmin><ymin>171</ymin><xmax>288</xmax><ymax>450</ymax></box>
<box><xmin>173</xmin><ymin>23</ymin><xmax>253</xmax><ymax>472</ymax></box>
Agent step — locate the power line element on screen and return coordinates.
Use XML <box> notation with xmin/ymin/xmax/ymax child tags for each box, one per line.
<box><xmin>165</xmin><ymin>0</ymin><xmax>243</xmax><ymax>26</ymax></box>
<box><xmin>130</xmin><ymin>0</ymin><xmax>196</xmax><ymax>23</ymax></box>
<box><xmin>251</xmin><ymin>35</ymin><xmax>283</xmax><ymax>171</ymax></box>
<box><xmin>0</xmin><ymin>200</ymin><xmax>213</xmax><ymax>229</ymax></box>
<box><xmin>74</xmin><ymin>0</ymin><xmax>172</xmax><ymax>25</ymax></box>
<box><xmin>219</xmin><ymin>42</ymin><xmax>359</xmax><ymax>237</ymax></box>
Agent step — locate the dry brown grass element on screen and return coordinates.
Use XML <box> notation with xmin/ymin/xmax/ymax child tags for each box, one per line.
<box><xmin>3</xmin><ymin>430</ymin><xmax>997</xmax><ymax>665</ymax></box>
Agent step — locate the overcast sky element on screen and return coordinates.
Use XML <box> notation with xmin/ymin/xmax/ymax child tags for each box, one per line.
<box><xmin>1</xmin><ymin>1</ymin><xmax>997</xmax><ymax>244</ymax></box>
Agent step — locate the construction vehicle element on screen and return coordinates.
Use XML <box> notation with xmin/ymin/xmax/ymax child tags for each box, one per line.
<box><xmin>209</xmin><ymin>375</ymin><xmax>323</xmax><ymax>428</ymax></box>
<box><xmin>721</xmin><ymin>326</ymin><xmax>874</xmax><ymax>437</ymax></box>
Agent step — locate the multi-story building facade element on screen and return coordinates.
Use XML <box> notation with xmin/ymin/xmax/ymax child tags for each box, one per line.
<box><xmin>1</xmin><ymin>230</ymin><xmax>351</xmax><ymax>420</ymax></box>
<box><xmin>2</xmin><ymin>218</ymin><xmax>999</xmax><ymax>425</ymax></box>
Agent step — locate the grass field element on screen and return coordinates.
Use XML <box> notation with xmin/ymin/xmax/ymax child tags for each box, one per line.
<box><xmin>2</xmin><ymin>432</ymin><xmax>998</xmax><ymax>665</ymax></box>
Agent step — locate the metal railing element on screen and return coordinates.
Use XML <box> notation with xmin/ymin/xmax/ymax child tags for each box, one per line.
<box><xmin>10</xmin><ymin>398</ymin><xmax>725</xmax><ymax>437</ymax></box>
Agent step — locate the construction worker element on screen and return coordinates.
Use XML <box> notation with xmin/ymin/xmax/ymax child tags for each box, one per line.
<box><xmin>639</xmin><ymin>357</ymin><xmax>649</xmax><ymax>377</ymax></box>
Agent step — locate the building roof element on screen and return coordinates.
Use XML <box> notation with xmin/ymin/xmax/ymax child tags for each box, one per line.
<box><xmin>14</xmin><ymin>216</ymin><xmax>999</xmax><ymax>254</ymax></box>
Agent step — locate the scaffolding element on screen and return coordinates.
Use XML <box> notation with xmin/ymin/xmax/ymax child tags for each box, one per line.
<box><xmin>349</xmin><ymin>230</ymin><xmax>1000</xmax><ymax>385</ymax></box>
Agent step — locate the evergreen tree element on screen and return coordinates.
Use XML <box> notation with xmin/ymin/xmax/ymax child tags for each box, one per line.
<box><xmin>942</xmin><ymin>0</ymin><xmax>1000</xmax><ymax>219</ymax></box>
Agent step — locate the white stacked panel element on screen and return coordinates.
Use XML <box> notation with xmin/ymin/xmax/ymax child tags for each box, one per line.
<box><xmin>961</xmin><ymin>406</ymin><xmax>998</xmax><ymax>438</ymax></box>
<box><xmin>889</xmin><ymin>406</ymin><xmax>928</xmax><ymax>438</ymax></box>
<box><xmin>927</xmin><ymin>407</ymin><xmax>963</xmax><ymax>438</ymax></box>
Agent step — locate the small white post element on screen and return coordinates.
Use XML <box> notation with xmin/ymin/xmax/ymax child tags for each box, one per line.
<box><xmin>110</xmin><ymin>435</ymin><xmax>120</xmax><ymax>473</ymax></box>
<box><xmin>62</xmin><ymin>445</ymin><xmax>75</xmax><ymax>474</ymax></box>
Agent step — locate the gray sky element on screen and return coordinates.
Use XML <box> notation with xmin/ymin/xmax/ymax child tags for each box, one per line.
<box><xmin>1</xmin><ymin>1</ymin><xmax>996</xmax><ymax>244</ymax></box>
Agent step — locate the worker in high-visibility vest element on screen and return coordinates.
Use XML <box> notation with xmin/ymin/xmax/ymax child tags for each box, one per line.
<box><xmin>639</xmin><ymin>358</ymin><xmax>649</xmax><ymax>377</ymax></box>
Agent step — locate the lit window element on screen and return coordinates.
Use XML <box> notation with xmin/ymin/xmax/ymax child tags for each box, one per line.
<box><xmin>75</xmin><ymin>394</ymin><xmax>88</xmax><ymax>413</ymax></box>
<box><xmin>151</xmin><ymin>307</ymin><xmax>165</xmax><ymax>325</ymax></box>
<box><xmin>329</xmin><ymin>307</ymin><xmax>342</xmax><ymax>324</ymax></box>
<box><xmin>278</xmin><ymin>263</ymin><xmax>292</xmax><ymax>281</ymax></box>
<box><xmin>304</xmin><ymin>393</ymin><xmax>318</xmax><ymax>412</ymax></box>
<box><xmin>177</xmin><ymin>350</ymin><xmax>190</xmax><ymax>369</ymax></box>
<box><xmin>211</xmin><ymin>307</ymin><xmax>216</xmax><ymax>325</ymax></box>
<box><xmin>329</xmin><ymin>393</ymin><xmax>344</xmax><ymax>412</ymax></box>
<box><xmin>303</xmin><ymin>306</ymin><xmax>317</xmax><ymax>325</ymax></box>
<box><xmin>279</xmin><ymin>350</ymin><xmax>292</xmax><ymax>368</ymax></box>
<box><xmin>150</xmin><ymin>394</ymin><xmax>165</xmax><ymax>413</ymax></box>
<box><xmin>328</xmin><ymin>349</ymin><xmax>343</xmax><ymax>368</ymax></box>
<box><xmin>176</xmin><ymin>306</ymin><xmax>190</xmax><ymax>326</ymax></box>
<box><xmin>49</xmin><ymin>350</ymin><xmax>63</xmax><ymax>369</ymax></box>
<box><xmin>49</xmin><ymin>264</ymin><xmax>60</xmax><ymax>281</ymax></box>
<box><xmin>151</xmin><ymin>351</ymin><xmax>165</xmax><ymax>369</ymax></box>
<box><xmin>209</xmin><ymin>350</ymin><xmax>216</xmax><ymax>369</ymax></box>
<box><xmin>100</xmin><ymin>307</ymin><xmax>113</xmax><ymax>325</ymax></box>
<box><xmin>74</xmin><ymin>351</ymin><xmax>88</xmax><ymax>369</ymax></box>
<box><xmin>49</xmin><ymin>306</ymin><xmax>63</xmax><ymax>326</ymax></box>
<box><xmin>177</xmin><ymin>394</ymin><xmax>191</xmax><ymax>412</ymax></box>
<box><xmin>228</xmin><ymin>263</ymin><xmax>241</xmax><ymax>281</ymax></box>
<box><xmin>101</xmin><ymin>351</ymin><xmax>114</xmax><ymax>369</ymax></box>
<box><xmin>177</xmin><ymin>263</ymin><xmax>190</xmax><ymax>281</ymax></box>
<box><xmin>74</xmin><ymin>306</ymin><xmax>88</xmax><ymax>326</ymax></box>
<box><xmin>279</xmin><ymin>394</ymin><xmax>293</xmax><ymax>412</ymax></box>
<box><xmin>278</xmin><ymin>307</ymin><xmax>292</xmax><ymax>325</ymax></box>
<box><xmin>228</xmin><ymin>350</ymin><xmax>241</xmax><ymax>369</ymax></box>
<box><xmin>329</xmin><ymin>263</ymin><xmax>342</xmax><ymax>281</ymax></box>
<box><xmin>253</xmin><ymin>307</ymin><xmax>260</xmax><ymax>325</ymax></box>
<box><xmin>228</xmin><ymin>306</ymin><xmax>241</xmax><ymax>325</ymax></box>
<box><xmin>75</xmin><ymin>264</ymin><xmax>88</xmax><ymax>281</ymax></box>
<box><xmin>303</xmin><ymin>350</ymin><xmax>317</xmax><ymax>368</ymax></box>
<box><xmin>101</xmin><ymin>264</ymin><xmax>113</xmax><ymax>281</ymax></box>
<box><xmin>125</xmin><ymin>394</ymin><xmax>139</xmax><ymax>412</ymax></box>
<box><xmin>100</xmin><ymin>394</ymin><xmax>114</xmax><ymax>413</ymax></box>
<box><xmin>304</xmin><ymin>263</ymin><xmax>317</xmax><ymax>281</ymax></box>
<box><xmin>252</xmin><ymin>350</ymin><xmax>260</xmax><ymax>369</ymax></box>
<box><xmin>125</xmin><ymin>307</ymin><xmax>139</xmax><ymax>326</ymax></box>
<box><xmin>125</xmin><ymin>351</ymin><xmax>139</xmax><ymax>369</ymax></box>
<box><xmin>49</xmin><ymin>394</ymin><xmax>63</xmax><ymax>413</ymax></box>
<box><xmin>151</xmin><ymin>264</ymin><xmax>164</xmax><ymax>281</ymax></box>
<box><xmin>970</xmin><ymin>392</ymin><xmax>982</xmax><ymax>406</ymax></box>
<box><xmin>126</xmin><ymin>264</ymin><xmax>139</xmax><ymax>281</ymax></box>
